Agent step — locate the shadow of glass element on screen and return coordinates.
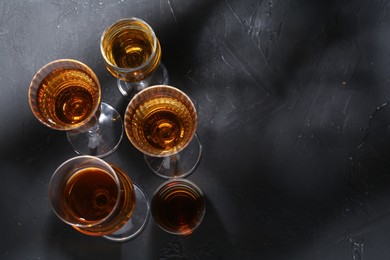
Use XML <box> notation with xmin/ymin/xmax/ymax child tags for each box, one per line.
<box><xmin>44</xmin><ymin>213</ymin><xmax>122</xmax><ymax>259</ymax></box>
<box><xmin>146</xmin><ymin>196</ymin><xmax>234</xmax><ymax>259</ymax></box>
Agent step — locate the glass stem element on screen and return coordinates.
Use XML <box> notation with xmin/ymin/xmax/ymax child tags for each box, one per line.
<box><xmin>86</xmin><ymin>115</ymin><xmax>101</xmax><ymax>151</ymax></box>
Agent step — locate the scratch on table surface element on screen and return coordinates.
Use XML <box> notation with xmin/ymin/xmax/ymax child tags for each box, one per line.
<box><xmin>221</xmin><ymin>54</ymin><xmax>234</xmax><ymax>69</ymax></box>
<box><xmin>335</xmin><ymin>211</ymin><xmax>390</xmax><ymax>243</ymax></box>
<box><xmin>207</xmin><ymin>84</ymin><xmax>237</xmax><ymax>110</ymax></box>
<box><xmin>224</xmin><ymin>0</ymin><xmax>245</xmax><ymax>29</ymax></box>
<box><xmin>292</xmin><ymin>42</ymin><xmax>329</xmax><ymax>148</ymax></box>
<box><xmin>247</xmin><ymin>12</ymin><xmax>274</xmax><ymax>72</ymax></box>
<box><xmin>167</xmin><ymin>0</ymin><xmax>177</xmax><ymax>24</ymax></box>
<box><xmin>342</xmin><ymin>93</ymin><xmax>353</xmax><ymax>115</ymax></box>
<box><xmin>222</xmin><ymin>38</ymin><xmax>273</xmax><ymax>95</ymax></box>
<box><xmin>185</xmin><ymin>69</ymin><xmax>198</xmax><ymax>83</ymax></box>
<box><xmin>251</xmin><ymin>99</ymin><xmax>288</xmax><ymax>126</ymax></box>
<box><xmin>365</xmin><ymin>101</ymin><xmax>389</xmax><ymax>134</ymax></box>
<box><xmin>253</xmin><ymin>36</ymin><xmax>272</xmax><ymax>72</ymax></box>
<box><xmin>222</xmin><ymin>40</ymin><xmax>256</xmax><ymax>82</ymax></box>
<box><xmin>248</xmin><ymin>8</ymin><xmax>258</xmax><ymax>32</ymax></box>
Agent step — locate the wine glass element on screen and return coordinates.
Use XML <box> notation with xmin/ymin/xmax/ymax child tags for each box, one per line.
<box><xmin>49</xmin><ymin>155</ymin><xmax>150</xmax><ymax>242</ymax></box>
<box><xmin>28</xmin><ymin>59</ymin><xmax>123</xmax><ymax>158</ymax></box>
<box><xmin>100</xmin><ymin>17</ymin><xmax>168</xmax><ymax>98</ymax></box>
<box><xmin>124</xmin><ymin>85</ymin><xmax>202</xmax><ymax>179</ymax></box>
<box><xmin>151</xmin><ymin>179</ymin><xmax>206</xmax><ymax>235</ymax></box>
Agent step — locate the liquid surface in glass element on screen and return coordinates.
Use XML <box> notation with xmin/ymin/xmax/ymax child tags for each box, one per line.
<box><xmin>131</xmin><ymin>96</ymin><xmax>195</xmax><ymax>155</ymax></box>
<box><xmin>152</xmin><ymin>182</ymin><xmax>204</xmax><ymax>234</ymax></box>
<box><xmin>62</xmin><ymin>167</ymin><xmax>118</xmax><ymax>224</ymax></box>
<box><xmin>36</xmin><ymin>68</ymin><xmax>98</xmax><ymax>127</ymax></box>
<box><xmin>105</xmin><ymin>28</ymin><xmax>153</xmax><ymax>68</ymax></box>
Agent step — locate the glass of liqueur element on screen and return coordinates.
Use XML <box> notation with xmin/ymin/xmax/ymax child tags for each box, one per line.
<box><xmin>49</xmin><ymin>155</ymin><xmax>150</xmax><ymax>242</ymax></box>
<box><xmin>28</xmin><ymin>59</ymin><xmax>123</xmax><ymax>158</ymax></box>
<box><xmin>124</xmin><ymin>85</ymin><xmax>202</xmax><ymax>179</ymax></box>
<box><xmin>100</xmin><ymin>17</ymin><xmax>168</xmax><ymax>98</ymax></box>
<box><xmin>151</xmin><ymin>179</ymin><xmax>205</xmax><ymax>235</ymax></box>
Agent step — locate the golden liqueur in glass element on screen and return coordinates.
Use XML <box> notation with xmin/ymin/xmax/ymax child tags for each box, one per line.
<box><xmin>104</xmin><ymin>24</ymin><xmax>155</xmax><ymax>71</ymax></box>
<box><xmin>30</xmin><ymin>60</ymin><xmax>100</xmax><ymax>130</ymax></box>
<box><xmin>125</xmin><ymin>85</ymin><xmax>201</xmax><ymax>179</ymax></box>
<box><xmin>100</xmin><ymin>18</ymin><xmax>168</xmax><ymax>97</ymax></box>
<box><xmin>29</xmin><ymin>59</ymin><xmax>123</xmax><ymax>157</ymax></box>
<box><xmin>37</xmin><ymin>69</ymin><xmax>96</xmax><ymax>127</ymax></box>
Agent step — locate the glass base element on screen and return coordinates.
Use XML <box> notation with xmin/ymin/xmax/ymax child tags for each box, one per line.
<box><xmin>145</xmin><ymin>133</ymin><xmax>202</xmax><ymax>179</ymax></box>
<box><xmin>104</xmin><ymin>183</ymin><xmax>150</xmax><ymax>242</ymax></box>
<box><xmin>117</xmin><ymin>62</ymin><xmax>169</xmax><ymax>99</ymax></box>
<box><xmin>67</xmin><ymin>102</ymin><xmax>123</xmax><ymax>158</ymax></box>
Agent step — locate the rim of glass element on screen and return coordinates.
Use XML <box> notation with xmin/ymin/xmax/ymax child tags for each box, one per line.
<box><xmin>28</xmin><ymin>59</ymin><xmax>101</xmax><ymax>131</ymax></box>
<box><xmin>151</xmin><ymin>178</ymin><xmax>206</xmax><ymax>235</ymax></box>
<box><xmin>100</xmin><ymin>17</ymin><xmax>158</xmax><ymax>73</ymax></box>
<box><xmin>125</xmin><ymin>85</ymin><xmax>198</xmax><ymax>157</ymax></box>
<box><xmin>49</xmin><ymin>155</ymin><xmax>121</xmax><ymax>227</ymax></box>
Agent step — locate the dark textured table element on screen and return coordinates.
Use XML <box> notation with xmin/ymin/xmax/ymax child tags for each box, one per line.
<box><xmin>2</xmin><ymin>0</ymin><xmax>390</xmax><ymax>259</ymax></box>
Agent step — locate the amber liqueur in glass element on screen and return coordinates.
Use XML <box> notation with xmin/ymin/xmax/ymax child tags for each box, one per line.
<box><xmin>127</xmin><ymin>91</ymin><xmax>197</xmax><ymax>156</ymax></box>
<box><xmin>36</xmin><ymin>68</ymin><xmax>98</xmax><ymax>127</ymax></box>
<box><xmin>62</xmin><ymin>167</ymin><xmax>118</xmax><ymax>224</ymax></box>
<box><xmin>151</xmin><ymin>181</ymin><xmax>205</xmax><ymax>235</ymax></box>
<box><xmin>59</xmin><ymin>166</ymin><xmax>135</xmax><ymax>236</ymax></box>
<box><xmin>101</xmin><ymin>18</ymin><xmax>162</xmax><ymax>83</ymax></box>
<box><xmin>143</xmin><ymin>97</ymin><xmax>194</xmax><ymax>151</ymax></box>
<box><xmin>105</xmin><ymin>27</ymin><xmax>153</xmax><ymax>69</ymax></box>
